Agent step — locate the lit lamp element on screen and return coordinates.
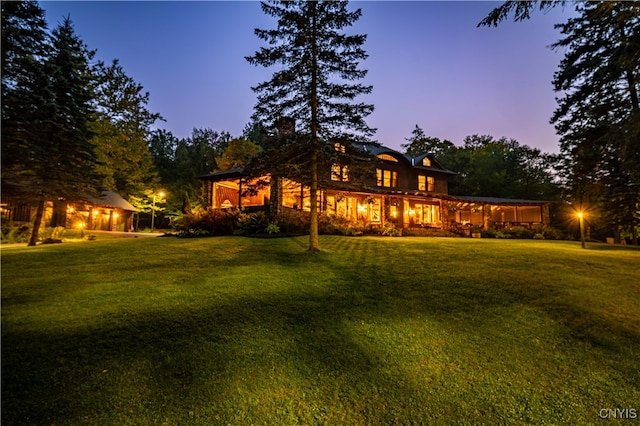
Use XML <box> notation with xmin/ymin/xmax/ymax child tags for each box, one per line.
<box><xmin>151</xmin><ymin>191</ymin><xmax>164</xmax><ymax>232</ymax></box>
<box><xmin>577</xmin><ymin>211</ymin><xmax>586</xmax><ymax>249</ymax></box>
<box><xmin>78</xmin><ymin>222</ymin><xmax>85</xmax><ymax>239</ymax></box>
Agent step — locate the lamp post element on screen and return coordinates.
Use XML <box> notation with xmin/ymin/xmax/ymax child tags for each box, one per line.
<box><xmin>577</xmin><ymin>211</ymin><xmax>586</xmax><ymax>249</ymax></box>
<box><xmin>151</xmin><ymin>191</ymin><xmax>164</xmax><ymax>232</ymax></box>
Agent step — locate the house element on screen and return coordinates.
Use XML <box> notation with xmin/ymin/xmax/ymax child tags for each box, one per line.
<box><xmin>1</xmin><ymin>191</ymin><xmax>138</xmax><ymax>232</ymax></box>
<box><xmin>198</xmin><ymin>144</ymin><xmax>550</xmax><ymax>233</ymax></box>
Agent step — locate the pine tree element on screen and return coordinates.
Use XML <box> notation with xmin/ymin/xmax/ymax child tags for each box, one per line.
<box><xmin>480</xmin><ymin>0</ymin><xmax>640</xmax><ymax>244</ymax></box>
<box><xmin>551</xmin><ymin>2</ymin><xmax>640</xmax><ymax>244</ymax></box>
<box><xmin>246</xmin><ymin>0</ymin><xmax>375</xmax><ymax>251</ymax></box>
<box><xmin>26</xmin><ymin>17</ymin><xmax>100</xmax><ymax>245</ymax></box>
<box><xmin>1</xmin><ymin>1</ymin><xmax>50</xmax><ymax>200</ymax></box>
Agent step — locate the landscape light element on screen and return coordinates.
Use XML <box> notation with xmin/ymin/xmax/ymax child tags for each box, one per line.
<box><xmin>577</xmin><ymin>211</ymin><xmax>586</xmax><ymax>249</ymax></box>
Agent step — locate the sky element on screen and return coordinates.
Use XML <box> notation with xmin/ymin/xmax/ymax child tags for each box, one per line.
<box><xmin>39</xmin><ymin>1</ymin><xmax>576</xmax><ymax>154</ymax></box>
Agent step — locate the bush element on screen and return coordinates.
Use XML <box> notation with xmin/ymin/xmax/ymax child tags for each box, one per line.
<box><xmin>1</xmin><ymin>221</ymin><xmax>32</xmax><ymax>244</ymax></box>
<box><xmin>380</xmin><ymin>221</ymin><xmax>400</xmax><ymax>237</ymax></box>
<box><xmin>172</xmin><ymin>208</ymin><xmax>240</xmax><ymax>237</ymax></box>
<box><xmin>237</xmin><ymin>210</ymin><xmax>270</xmax><ymax>235</ymax></box>
<box><xmin>40</xmin><ymin>226</ymin><xmax>66</xmax><ymax>241</ymax></box>
<box><xmin>265</xmin><ymin>222</ymin><xmax>280</xmax><ymax>235</ymax></box>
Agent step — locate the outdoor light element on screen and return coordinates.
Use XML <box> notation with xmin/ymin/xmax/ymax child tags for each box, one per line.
<box><xmin>151</xmin><ymin>191</ymin><xmax>165</xmax><ymax>232</ymax></box>
<box><xmin>78</xmin><ymin>222</ymin><xmax>85</xmax><ymax>238</ymax></box>
<box><xmin>577</xmin><ymin>211</ymin><xmax>586</xmax><ymax>249</ymax></box>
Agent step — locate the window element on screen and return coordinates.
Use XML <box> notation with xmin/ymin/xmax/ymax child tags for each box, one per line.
<box><xmin>377</xmin><ymin>153</ymin><xmax>398</xmax><ymax>162</ymax></box>
<box><xmin>414</xmin><ymin>203</ymin><xmax>440</xmax><ymax>224</ymax></box>
<box><xmin>422</xmin><ymin>157</ymin><xmax>432</xmax><ymax>167</ymax></box>
<box><xmin>331</xmin><ymin>164</ymin><xmax>349</xmax><ymax>181</ymax></box>
<box><xmin>334</xmin><ymin>142</ymin><xmax>346</xmax><ymax>153</ymax></box>
<box><xmin>376</xmin><ymin>169</ymin><xmax>397</xmax><ymax>187</ymax></box>
<box><xmin>418</xmin><ymin>175</ymin><xmax>435</xmax><ymax>191</ymax></box>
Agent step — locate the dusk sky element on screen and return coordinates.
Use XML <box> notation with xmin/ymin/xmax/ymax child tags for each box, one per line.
<box><xmin>39</xmin><ymin>1</ymin><xmax>575</xmax><ymax>154</ymax></box>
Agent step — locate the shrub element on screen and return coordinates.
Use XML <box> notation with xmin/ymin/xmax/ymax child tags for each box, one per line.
<box><xmin>237</xmin><ymin>210</ymin><xmax>270</xmax><ymax>235</ymax></box>
<box><xmin>1</xmin><ymin>221</ymin><xmax>32</xmax><ymax>244</ymax></box>
<box><xmin>173</xmin><ymin>208</ymin><xmax>239</xmax><ymax>237</ymax></box>
<box><xmin>380</xmin><ymin>221</ymin><xmax>400</xmax><ymax>237</ymax></box>
<box><xmin>40</xmin><ymin>226</ymin><xmax>66</xmax><ymax>241</ymax></box>
<box><xmin>276</xmin><ymin>210</ymin><xmax>309</xmax><ymax>234</ymax></box>
<box><xmin>265</xmin><ymin>222</ymin><xmax>280</xmax><ymax>235</ymax></box>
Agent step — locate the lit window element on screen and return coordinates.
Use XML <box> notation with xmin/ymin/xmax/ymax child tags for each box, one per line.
<box><xmin>376</xmin><ymin>169</ymin><xmax>397</xmax><ymax>187</ymax></box>
<box><xmin>418</xmin><ymin>175</ymin><xmax>435</xmax><ymax>191</ymax></box>
<box><xmin>334</xmin><ymin>142</ymin><xmax>346</xmax><ymax>153</ymax></box>
<box><xmin>331</xmin><ymin>164</ymin><xmax>349</xmax><ymax>181</ymax></box>
<box><xmin>422</xmin><ymin>157</ymin><xmax>432</xmax><ymax>167</ymax></box>
<box><xmin>377</xmin><ymin>153</ymin><xmax>398</xmax><ymax>162</ymax></box>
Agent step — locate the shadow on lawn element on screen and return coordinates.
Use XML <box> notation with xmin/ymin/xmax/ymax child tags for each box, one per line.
<box><xmin>2</xmin><ymin>238</ymin><xmax>639</xmax><ymax>424</ymax></box>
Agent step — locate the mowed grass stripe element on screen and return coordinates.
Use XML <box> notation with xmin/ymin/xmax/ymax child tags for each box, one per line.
<box><xmin>1</xmin><ymin>236</ymin><xmax>638</xmax><ymax>424</ymax></box>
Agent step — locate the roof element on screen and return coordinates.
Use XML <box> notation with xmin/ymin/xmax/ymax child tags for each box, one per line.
<box><xmin>359</xmin><ymin>144</ymin><xmax>457</xmax><ymax>175</ymax></box>
<box><xmin>84</xmin><ymin>191</ymin><xmax>139</xmax><ymax>212</ymax></box>
<box><xmin>198</xmin><ymin>168</ymin><xmax>244</xmax><ymax>181</ymax></box>
<box><xmin>447</xmin><ymin>195</ymin><xmax>551</xmax><ymax>205</ymax></box>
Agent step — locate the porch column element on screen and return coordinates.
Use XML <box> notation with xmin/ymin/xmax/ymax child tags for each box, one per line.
<box><xmin>541</xmin><ymin>204</ymin><xmax>550</xmax><ymax>225</ymax></box>
<box><xmin>482</xmin><ymin>203</ymin><xmax>491</xmax><ymax>230</ymax></box>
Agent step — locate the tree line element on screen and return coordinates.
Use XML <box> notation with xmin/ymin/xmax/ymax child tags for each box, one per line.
<box><xmin>2</xmin><ymin>0</ymin><xmax>638</xmax><ymax>247</ymax></box>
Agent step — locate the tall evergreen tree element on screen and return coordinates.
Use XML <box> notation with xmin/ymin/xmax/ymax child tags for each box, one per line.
<box><xmin>247</xmin><ymin>0</ymin><xmax>375</xmax><ymax>251</ymax></box>
<box><xmin>550</xmin><ymin>2</ymin><xmax>640</xmax><ymax>244</ymax></box>
<box><xmin>480</xmin><ymin>0</ymin><xmax>640</xmax><ymax>244</ymax></box>
<box><xmin>2</xmin><ymin>9</ymin><xmax>100</xmax><ymax>245</ymax></box>
<box><xmin>23</xmin><ymin>17</ymin><xmax>101</xmax><ymax>245</ymax></box>
<box><xmin>1</xmin><ymin>1</ymin><xmax>50</xmax><ymax>200</ymax></box>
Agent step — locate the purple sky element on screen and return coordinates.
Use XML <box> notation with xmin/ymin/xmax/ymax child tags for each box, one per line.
<box><xmin>40</xmin><ymin>1</ymin><xmax>574</xmax><ymax>154</ymax></box>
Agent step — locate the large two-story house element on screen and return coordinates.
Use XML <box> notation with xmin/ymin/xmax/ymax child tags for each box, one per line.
<box><xmin>199</xmin><ymin>144</ymin><xmax>550</xmax><ymax>233</ymax></box>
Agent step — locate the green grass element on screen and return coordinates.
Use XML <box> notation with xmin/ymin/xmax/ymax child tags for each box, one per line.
<box><xmin>2</xmin><ymin>236</ymin><xmax>639</xmax><ymax>425</ymax></box>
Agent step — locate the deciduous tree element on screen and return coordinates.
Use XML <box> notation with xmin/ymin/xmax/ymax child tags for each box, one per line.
<box><xmin>92</xmin><ymin>59</ymin><xmax>163</xmax><ymax>196</ymax></box>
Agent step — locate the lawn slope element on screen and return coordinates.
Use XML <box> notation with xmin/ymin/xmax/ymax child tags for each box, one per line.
<box><xmin>2</xmin><ymin>236</ymin><xmax>639</xmax><ymax>424</ymax></box>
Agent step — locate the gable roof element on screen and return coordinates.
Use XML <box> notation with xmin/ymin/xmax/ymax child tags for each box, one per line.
<box><xmin>83</xmin><ymin>191</ymin><xmax>139</xmax><ymax>212</ymax></box>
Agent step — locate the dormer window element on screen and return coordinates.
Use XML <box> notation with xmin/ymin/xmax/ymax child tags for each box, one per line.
<box><xmin>377</xmin><ymin>153</ymin><xmax>398</xmax><ymax>162</ymax></box>
<box><xmin>422</xmin><ymin>157</ymin><xmax>432</xmax><ymax>167</ymax></box>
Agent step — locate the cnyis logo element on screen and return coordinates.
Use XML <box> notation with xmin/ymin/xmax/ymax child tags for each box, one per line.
<box><xmin>598</xmin><ymin>408</ymin><xmax>637</xmax><ymax>419</ymax></box>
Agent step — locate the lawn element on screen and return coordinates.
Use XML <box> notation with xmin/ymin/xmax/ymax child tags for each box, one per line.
<box><xmin>2</xmin><ymin>235</ymin><xmax>639</xmax><ymax>424</ymax></box>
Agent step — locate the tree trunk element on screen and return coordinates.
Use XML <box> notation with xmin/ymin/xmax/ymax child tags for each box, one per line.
<box><xmin>309</xmin><ymin>149</ymin><xmax>320</xmax><ymax>251</ymax></box>
<box><xmin>27</xmin><ymin>199</ymin><xmax>46</xmax><ymax>246</ymax></box>
<box><xmin>307</xmin><ymin>1</ymin><xmax>320</xmax><ymax>252</ymax></box>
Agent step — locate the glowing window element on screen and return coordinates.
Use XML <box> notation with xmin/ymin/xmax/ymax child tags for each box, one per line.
<box><xmin>334</xmin><ymin>142</ymin><xmax>346</xmax><ymax>153</ymax></box>
<box><xmin>376</xmin><ymin>169</ymin><xmax>397</xmax><ymax>187</ymax></box>
<box><xmin>331</xmin><ymin>164</ymin><xmax>349</xmax><ymax>181</ymax></box>
<box><xmin>422</xmin><ymin>157</ymin><xmax>432</xmax><ymax>167</ymax></box>
<box><xmin>377</xmin><ymin>153</ymin><xmax>398</xmax><ymax>162</ymax></box>
<box><xmin>418</xmin><ymin>175</ymin><xmax>435</xmax><ymax>191</ymax></box>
